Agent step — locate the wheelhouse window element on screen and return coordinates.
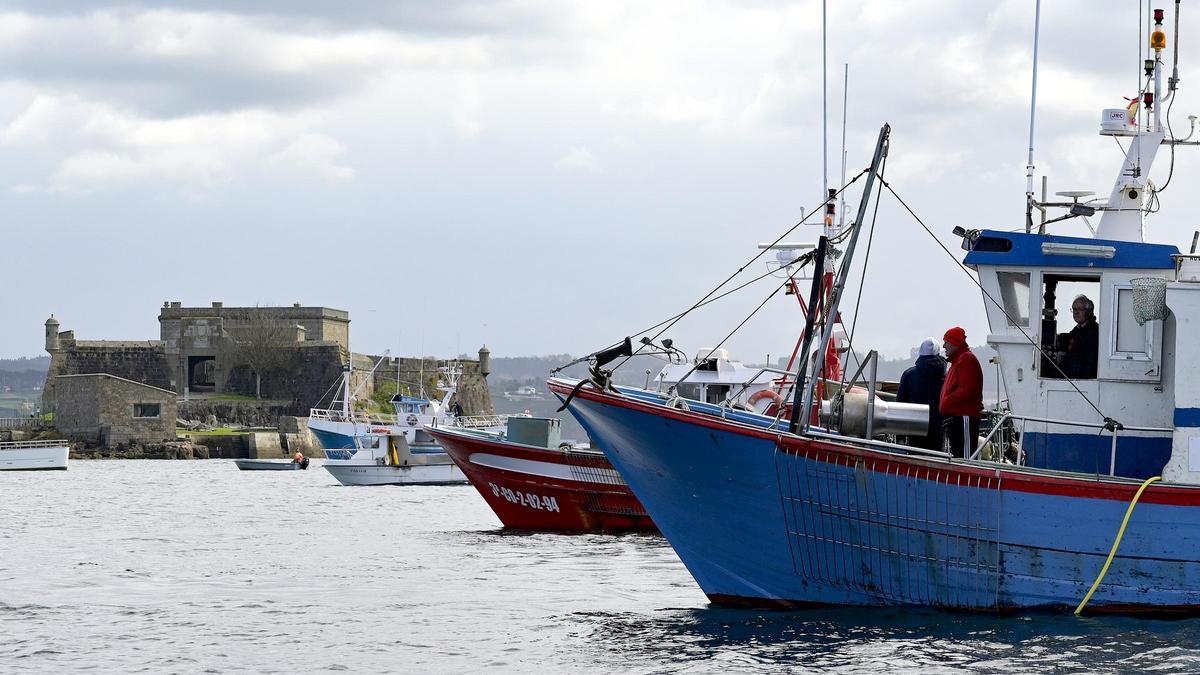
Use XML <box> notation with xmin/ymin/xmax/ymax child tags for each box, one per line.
<box><xmin>675</xmin><ymin>383</ymin><xmax>701</xmax><ymax>400</ymax></box>
<box><xmin>1112</xmin><ymin>286</ymin><xmax>1153</xmax><ymax>359</ymax></box>
<box><xmin>1039</xmin><ymin>274</ymin><xmax>1100</xmax><ymax>380</ymax></box>
<box><xmin>133</xmin><ymin>403</ymin><xmax>161</xmax><ymax>419</ymax></box>
<box><xmin>997</xmin><ymin>271</ymin><xmax>1031</xmax><ymax>327</ymax></box>
<box><xmin>705</xmin><ymin>384</ymin><xmax>731</xmax><ymax>404</ymax></box>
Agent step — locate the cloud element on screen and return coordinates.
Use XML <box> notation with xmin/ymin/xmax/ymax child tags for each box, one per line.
<box><xmin>554</xmin><ymin>146</ymin><xmax>600</xmax><ymax>173</ymax></box>
<box><xmin>450</xmin><ymin>79</ymin><xmax>483</xmax><ymax>138</ymax></box>
<box><xmin>266</xmin><ymin>133</ymin><xmax>354</xmax><ymax>183</ymax></box>
<box><xmin>0</xmin><ymin>9</ymin><xmax>493</xmax><ymax>115</ymax></box>
<box><xmin>0</xmin><ymin>1</ymin><xmax>568</xmax><ymax>37</ymax></box>
<box><xmin>2</xmin><ymin>93</ymin><xmax>351</xmax><ymax>193</ymax></box>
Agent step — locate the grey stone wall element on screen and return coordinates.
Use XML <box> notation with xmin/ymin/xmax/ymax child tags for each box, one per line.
<box><xmin>221</xmin><ymin>343</ymin><xmax>345</xmax><ymax>414</ymax></box>
<box><xmin>54</xmin><ymin>374</ymin><xmax>177</xmax><ymax>447</ymax></box>
<box><xmin>44</xmin><ymin>338</ymin><xmax>171</xmax><ymax>413</ymax></box>
<box><xmin>54</xmin><ymin>376</ymin><xmax>102</xmax><ymax>442</ymax></box>
<box><xmin>158</xmin><ymin>303</ymin><xmax>350</xmax><ymax>348</ymax></box>
<box><xmin>178</xmin><ymin>400</ymin><xmax>296</xmax><ymax>428</ymax></box>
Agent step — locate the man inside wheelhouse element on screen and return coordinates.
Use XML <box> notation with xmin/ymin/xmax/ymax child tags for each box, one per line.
<box><xmin>1039</xmin><ymin>275</ymin><xmax>1100</xmax><ymax>380</ymax></box>
<box><xmin>1062</xmin><ymin>295</ymin><xmax>1099</xmax><ymax>379</ymax></box>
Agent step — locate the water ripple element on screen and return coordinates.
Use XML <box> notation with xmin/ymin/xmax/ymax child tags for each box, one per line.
<box><xmin>3</xmin><ymin>461</ymin><xmax>1200</xmax><ymax>672</ymax></box>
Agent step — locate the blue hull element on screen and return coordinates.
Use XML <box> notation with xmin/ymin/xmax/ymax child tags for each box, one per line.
<box><xmin>553</xmin><ymin>380</ymin><xmax>1200</xmax><ymax>613</ymax></box>
<box><xmin>311</xmin><ymin>427</ymin><xmax>356</xmax><ymax>450</ymax></box>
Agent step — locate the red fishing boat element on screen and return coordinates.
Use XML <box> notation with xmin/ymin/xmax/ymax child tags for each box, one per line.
<box><xmin>426</xmin><ymin>417</ymin><xmax>655</xmax><ymax>533</ymax></box>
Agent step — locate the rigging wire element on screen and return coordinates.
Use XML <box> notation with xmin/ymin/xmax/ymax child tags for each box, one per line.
<box><xmin>550</xmin><ymin>256</ymin><xmax>818</xmax><ymax>375</ymax></box>
<box><xmin>607</xmin><ymin>167</ymin><xmax>869</xmax><ymax>374</ymax></box>
<box><xmin>659</xmin><ymin>266</ymin><xmax>808</xmax><ymax>391</ymax></box>
<box><xmin>839</xmin><ymin>151</ymin><xmax>889</xmax><ymax>392</ymax></box>
<box><xmin>556</xmin><ymin>167</ymin><xmax>870</xmax><ymax>375</ymax></box>
<box><xmin>882</xmin><ymin>180</ymin><xmax>1114</xmax><ymax>426</ymax></box>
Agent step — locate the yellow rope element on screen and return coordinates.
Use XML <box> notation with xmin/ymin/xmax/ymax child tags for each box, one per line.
<box><xmin>1074</xmin><ymin>475</ymin><xmax>1162</xmax><ymax>615</ymax></box>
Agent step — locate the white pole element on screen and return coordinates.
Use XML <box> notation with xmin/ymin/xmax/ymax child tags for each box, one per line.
<box><xmin>822</xmin><ymin>0</ymin><xmax>828</xmax><ymax>224</ymax></box>
<box><xmin>840</xmin><ymin>63</ymin><xmax>849</xmax><ymax>229</ymax></box>
<box><xmin>1154</xmin><ymin>7</ymin><xmax>1163</xmax><ymax>132</ymax></box>
<box><xmin>1025</xmin><ymin>0</ymin><xmax>1042</xmax><ymax>233</ymax></box>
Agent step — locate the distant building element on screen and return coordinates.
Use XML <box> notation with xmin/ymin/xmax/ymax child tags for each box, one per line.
<box><xmin>40</xmin><ymin>305</ymin><xmax>495</xmax><ymax>448</ymax></box>
<box><xmin>157</xmin><ymin>301</ymin><xmax>349</xmax><ymax>395</ymax></box>
<box><xmin>53</xmin><ymin>373</ymin><xmax>177</xmax><ymax>446</ymax></box>
<box><xmin>42</xmin><ymin>303</ymin><xmax>350</xmax><ymax>446</ymax></box>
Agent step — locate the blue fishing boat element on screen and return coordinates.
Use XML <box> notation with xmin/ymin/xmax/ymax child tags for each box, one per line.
<box><xmin>551</xmin><ymin>6</ymin><xmax>1200</xmax><ymax>614</ymax></box>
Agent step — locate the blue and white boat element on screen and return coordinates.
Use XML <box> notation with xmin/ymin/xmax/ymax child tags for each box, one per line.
<box><xmin>551</xmin><ymin>9</ymin><xmax>1200</xmax><ymax>614</ymax></box>
<box><xmin>309</xmin><ymin>361</ymin><xmax>504</xmax><ymax>458</ymax></box>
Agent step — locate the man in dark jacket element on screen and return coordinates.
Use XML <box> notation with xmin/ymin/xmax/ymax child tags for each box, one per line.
<box><xmin>940</xmin><ymin>326</ymin><xmax>983</xmax><ymax>459</ymax></box>
<box><xmin>896</xmin><ymin>337</ymin><xmax>946</xmax><ymax>450</ymax></box>
<box><xmin>1062</xmin><ymin>294</ymin><xmax>1099</xmax><ymax>379</ymax></box>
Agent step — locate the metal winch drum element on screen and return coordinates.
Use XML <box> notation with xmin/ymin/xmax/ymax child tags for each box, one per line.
<box><xmin>821</xmin><ymin>390</ymin><xmax>930</xmax><ymax>439</ymax></box>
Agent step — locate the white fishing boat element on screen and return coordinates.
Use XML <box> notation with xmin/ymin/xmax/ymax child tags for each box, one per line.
<box><xmin>0</xmin><ymin>439</ymin><xmax>69</xmax><ymax>471</ymax></box>
<box><xmin>502</xmin><ymin>385</ymin><xmax>543</xmax><ymax>401</ymax></box>
<box><xmin>309</xmin><ymin>360</ymin><xmax>505</xmax><ymax>456</ymax></box>
<box><xmin>652</xmin><ymin>347</ymin><xmax>788</xmax><ymax>412</ymax></box>
<box><xmin>323</xmin><ymin>432</ymin><xmax>467</xmax><ymax>486</ymax></box>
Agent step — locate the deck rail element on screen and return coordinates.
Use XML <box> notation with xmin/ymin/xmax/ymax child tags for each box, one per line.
<box><xmin>975</xmin><ymin>413</ymin><xmax>1173</xmax><ymax>476</ymax></box>
<box><xmin>0</xmin><ymin>439</ymin><xmax>69</xmax><ymax>450</ymax></box>
<box><xmin>0</xmin><ymin>417</ymin><xmax>46</xmax><ymax>430</ymax></box>
<box><xmin>452</xmin><ymin>415</ymin><xmax>508</xmax><ymax>429</ymax></box>
<box><xmin>310</xmin><ymin>408</ymin><xmax>507</xmax><ymax>431</ymax></box>
<box><xmin>308</xmin><ymin>408</ymin><xmax>398</xmax><ymax>425</ymax></box>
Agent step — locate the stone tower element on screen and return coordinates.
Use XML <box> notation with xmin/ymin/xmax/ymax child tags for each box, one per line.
<box><xmin>478</xmin><ymin>345</ymin><xmax>491</xmax><ymax>378</ymax></box>
<box><xmin>45</xmin><ymin>315</ymin><xmax>60</xmax><ymax>352</ymax></box>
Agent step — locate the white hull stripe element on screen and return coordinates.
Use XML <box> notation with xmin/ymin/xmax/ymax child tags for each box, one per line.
<box><xmin>468</xmin><ymin>452</ymin><xmax>623</xmax><ymax>485</ymax></box>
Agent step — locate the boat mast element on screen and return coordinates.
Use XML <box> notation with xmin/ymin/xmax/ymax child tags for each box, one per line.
<box><xmin>822</xmin><ymin>0</ymin><xmax>830</xmax><ymax>236</ymax></box>
<box><xmin>839</xmin><ymin>63</ymin><xmax>849</xmax><ymax>229</ymax></box>
<box><xmin>796</xmin><ymin>123</ymin><xmax>890</xmax><ymax>434</ymax></box>
<box><xmin>341</xmin><ymin>362</ymin><xmax>352</xmax><ymax>418</ymax></box>
<box><xmin>1095</xmin><ymin>4</ymin><xmax>1169</xmax><ymax>242</ymax></box>
<box><xmin>1025</xmin><ymin>0</ymin><xmax>1042</xmax><ymax>233</ymax></box>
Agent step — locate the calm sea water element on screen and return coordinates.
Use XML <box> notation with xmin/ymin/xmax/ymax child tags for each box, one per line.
<box><xmin>4</xmin><ymin>461</ymin><xmax>1200</xmax><ymax>674</ymax></box>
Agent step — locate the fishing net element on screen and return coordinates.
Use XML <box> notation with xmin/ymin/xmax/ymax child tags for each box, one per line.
<box><xmin>1130</xmin><ymin>276</ymin><xmax>1168</xmax><ymax>325</ymax></box>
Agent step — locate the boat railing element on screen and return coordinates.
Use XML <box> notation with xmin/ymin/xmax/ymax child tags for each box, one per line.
<box><xmin>0</xmin><ymin>439</ymin><xmax>69</xmax><ymax>450</ymax></box>
<box><xmin>808</xmin><ymin>429</ymin><xmax>953</xmax><ymax>460</ymax></box>
<box><xmin>718</xmin><ymin>366</ymin><xmax>798</xmax><ymax>403</ymax></box>
<box><xmin>974</xmin><ymin>413</ymin><xmax>1173</xmax><ymax>476</ymax></box>
<box><xmin>308</xmin><ymin>408</ymin><xmax>399</xmax><ymax>425</ymax></box>
<box><xmin>0</xmin><ymin>417</ymin><xmax>46</xmax><ymax>430</ymax></box>
<box><xmin>452</xmin><ymin>415</ymin><xmax>508</xmax><ymax>429</ymax></box>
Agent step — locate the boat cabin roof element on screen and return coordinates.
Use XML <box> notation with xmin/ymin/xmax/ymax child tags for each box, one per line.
<box><xmin>390</xmin><ymin>395</ymin><xmax>430</xmax><ymax>405</ymax></box>
<box><xmin>963</xmin><ymin>230</ymin><xmax>1178</xmax><ymax>270</ymax></box>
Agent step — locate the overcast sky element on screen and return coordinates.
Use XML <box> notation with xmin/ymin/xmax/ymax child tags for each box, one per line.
<box><xmin>3</xmin><ymin>0</ymin><xmax>1198</xmax><ymax>367</ymax></box>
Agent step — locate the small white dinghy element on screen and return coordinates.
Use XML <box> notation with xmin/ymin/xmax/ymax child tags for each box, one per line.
<box><xmin>0</xmin><ymin>439</ymin><xmax>69</xmax><ymax>471</ymax></box>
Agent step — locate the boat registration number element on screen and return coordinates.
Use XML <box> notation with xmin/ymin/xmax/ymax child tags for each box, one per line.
<box><xmin>488</xmin><ymin>482</ymin><xmax>560</xmax><ymax>512</ymax></box>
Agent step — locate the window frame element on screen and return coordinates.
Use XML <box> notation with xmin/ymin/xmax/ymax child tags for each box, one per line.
<box><xmin>133</xmin><ymin>403</ymin><xmax>162</xmax><ymax>419</ymax></box>
<box><xmin>996</xmin><ymin>270</ymin><xmax>1032</xmax><ymax>327</ymax></box>
<box><xmin>1108</xmin><ymin>282</ymin><xmax>1156</xmax><ymax>363</ymax></box>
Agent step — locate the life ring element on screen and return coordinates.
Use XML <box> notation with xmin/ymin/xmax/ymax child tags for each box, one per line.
<box><xmin>406</xmin><ymin>414</ymin><xmax>419</xmax><ymax>426</ymax></box>
<box><xmin>747</xmin><ymin>389</ymin><xmax>783</xmax><ymax>413</ymax></box>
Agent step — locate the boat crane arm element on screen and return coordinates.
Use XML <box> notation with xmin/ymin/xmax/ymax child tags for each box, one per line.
<box><xmin>348</xmin><ymin>349</ymin><xmax>391</xmax><ymax>402</ymax></box>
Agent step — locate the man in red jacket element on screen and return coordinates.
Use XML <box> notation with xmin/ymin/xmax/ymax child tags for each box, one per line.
<box><xmin>939</xmin><ymin>326</ymin><xmax>983</xmax><ymax>458</ymax></box>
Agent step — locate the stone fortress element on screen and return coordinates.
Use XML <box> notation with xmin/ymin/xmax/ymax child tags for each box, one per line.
<box><xmin>42</xmin><ymin>302</ymin><xmax>494</xmax><ymax>451</ymax></box>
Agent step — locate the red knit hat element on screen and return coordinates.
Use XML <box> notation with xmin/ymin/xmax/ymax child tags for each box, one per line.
<box><xmin>943</xmin><ymin>326</ymin><xmax>968</xmax><ymax>348</ymax></box>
